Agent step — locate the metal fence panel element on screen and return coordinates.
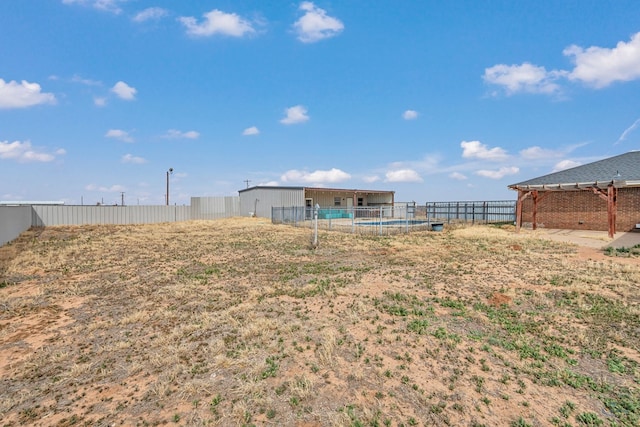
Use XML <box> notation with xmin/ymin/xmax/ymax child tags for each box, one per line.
<box><xmin>425</xmin><ymin>201</ymin><xmax>515</xmax><ymax>225</ymax></box>
<box><xmin>191</xmin><ymin>196</ymin><xmax>240</xmax><ymax>220</ymax></box>
<box><xmin>0</xmin><ymin>206</ymin><xmax>32</xmax><ymax>246</ymax></box>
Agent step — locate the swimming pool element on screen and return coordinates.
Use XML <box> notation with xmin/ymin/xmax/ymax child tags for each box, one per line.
<box><xmin>356</xmin><ymin>220</ymin><xmax>431</xmax><ymax>226</ymax></box>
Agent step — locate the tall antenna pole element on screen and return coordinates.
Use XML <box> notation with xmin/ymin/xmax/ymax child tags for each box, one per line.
<box><xmin>244</xmin><ymin>179</ymin><xmax>251</xmax><ymax>188</ymax></box>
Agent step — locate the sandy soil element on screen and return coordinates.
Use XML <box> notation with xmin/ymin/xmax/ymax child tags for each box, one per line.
<box><xmin>0</xmin><ymin>219</ymin><xmax>638</xmax><ymax>426</ymax></box>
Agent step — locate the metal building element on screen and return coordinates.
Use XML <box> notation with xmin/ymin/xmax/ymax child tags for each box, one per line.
<box><xmin>238</xmin><ymin>186</ymin><xmax>395</xmax><ymax>218</ymax></box>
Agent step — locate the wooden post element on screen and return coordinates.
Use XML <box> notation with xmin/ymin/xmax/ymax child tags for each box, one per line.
<box><xmin>608</xmin><ymin>185</ymin><xmax>616</xmax><ymax>238</ymax></box>
<box><xmin>515</xmin><ymin>189</ymin><xmax>530</xmax><ymax>233</ymax></box>
<box><xmin>532</xmin><ymin>190</ymin><xmax>538</xmax><ymax>230</ymax></box>
<box><xmin>515</xmin><ymin>190</ymin><xmax>523</xmax><ymax>232</ymax></box>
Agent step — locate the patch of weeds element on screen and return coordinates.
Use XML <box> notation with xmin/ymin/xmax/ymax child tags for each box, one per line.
<box><xmin>551</xmin><ymin>417</ymin><xmax>572</xmax><ymax>427</ymax></box>
<box><xmin>0</xmin><ymin>280</ymin><xmax>14</xmax><ymax>288</ymax></box>
<box><xmin>575</xmin><ymin>412</ymin><xmax>603</xmax><ymax>426</ymax></box>
<box><xmin>606</xmin><ymin>349</ymin><xmax>635</xmax><ymax>374</ymax></box>
<box><xmin>511</xmin><ymin>417</ymin><xmax>532</xmax><ymax>427</ymax></box>
<box><xmin>261</xmin><ymin>356</ymin><xmax>279</xmax><ymax>379</ymax></box>
<box><xmin>340</xmin><ymin>404</ymin><xmax>364</xmax><ymax>426</ymax></box>
<box><xmin>559</xmin><ymin>401</ymin><xmax>576</xmax><ymax>418</ymax></box>
<box><xmin>432</xmin><ymin>326</ymin><xmax>461</xmax><ymax>346</ymax></box>
<box><xmin>467</xmin><ymin>330</ymin><xmax>485</xmax><ymax>341</ymax></box>
<box><xmin>407</xmin><ymin>319</ymin><xmax>429</xmax><ymax>334</ymax></box>
<box><xmin>210</xmin><ymin>394</ymin><xmax>223</xmax><ymax>416</ymax></box>
<box><xmin>603</xmin><ymin>388</ymin><xmax>640</xmax><ymax>426</ymax></box>
<box><xmin>471</xmin><ymin>375</ymin><xmax>485</xmax><ymax>393</ymax></box>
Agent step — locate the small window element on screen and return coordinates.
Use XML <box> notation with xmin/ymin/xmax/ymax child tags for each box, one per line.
<box><xmin>357</xmin><ymin>197</ymin><xmax>364</xmax><ymax>206</ymax></box>
<box><xmin>334</xmin><ymin>197</ymin><xmax>341</xmax><ymax>206</ymax></box>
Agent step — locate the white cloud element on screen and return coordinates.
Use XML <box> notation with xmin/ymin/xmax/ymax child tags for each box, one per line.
<box><xmin>71</xmin><ymin>74</ymin><xmax>101</xmax><ymax>86</ymax></box>
<box><xmin>475</xmin><ymin>166</ymin><xmax>519</xmax><ymax>179</ymax></box>
<box><xmin>105</xmin><ymin>129</ymin><xmax>134</xmax><ymax>143</ymax></box>
<box><xmin>294</xmin><ymin>2</ymin><xmax>344</xmax><ymax>43</ymax></box>
<box><xmin>85</xmin><ymin>183</ymin><xmax>126</xmax><ymax>192</ymax></box>
<box><xmin>163</xmin><ymin>129</ymin><xmax>200</xmax><ymax>139</ymax></box>
<box><xmin>257</xmin><ymin>180</ymin><xmax>279</xmax><ymax>186</ymax></box>
<box><xmin>0</xmin><ymin>140</ymin><xmax>57</xmax><ymax>162</ymax></box>
<box><xmin>179</xmin><ymin>9</ymin><xmax>255</xmax><ymax>37</ymax></box>
<box><xmin>402</xmin><ymin>110</ymin><xmax>418</xmax><ymax>120</ymax></box>
<box><xmin>63</xmin><ymin>0</ymin><xmax>126</xmax><ymax>14</ymax></box>
<box><xmin>362</xmin><ymin>175</ymin><xmax>380</xmax><ymax>183</ymax></box>
<box><xmin>242</xmin><ymin>126</ymin><xmax>260</xmax><ymax>136</ymax></box>
<box><xmin>121</xmin><ymin>153</ymin><xmax>146</xmax><ymax>164</ymax></box>
<box><xmin>0</xmin><ymin>79</ymin><xmax>56</xmax><ymax>109</ymax></box>
<box><xmin>565</xmin><ymin>32</ymin><xmax>640</xmax><ymax>88</ymax></box>
<box><xmin>111</xmin><ymin>81</ymin><xmax>136</xmax><ymax>100</ymax></box>
<box><xmin>483</xmin><ymin>63</ymin><xmax>565</xmax><ymax>95</ymax></box>
<box><xmin>519</xmin><ymin>146</ymin><xmax>562</xmax><ymax>160</ymax></box>
<box><xmin>615</xmin><ymin>117</ymin><xmax>640</xmax><ymax>145</ymax></box>
<box><xmin>280</xmin><ymin>105</ymin><xmax>309</xmax><ymax>124</ymax></box>
<box><xmin>94</xmin><ymin>96</ymin><xmax>107</xmax><ymax>107</ymax></box>
<box><xmin>449</xmin><ymin>172</ymin><xmax>467</xmax><ymax>180</ymax></box>
<box><xmin>552</xmin><ymin>159</ymin><xmax>581</xmax><ymax>172</ymax></box>
<box><xmin>133</xmin><ymin>7</ymin><xmax>168</xmax><ymax>22</ymax></box>
<box><xmin>461</xmin><ymin>140</ymin><xmax>508</xmax><ymax>161</ymax></box>
<box><xmin>384</xmin><ymin>169</ymin><xmax>423</xmax><ymax>183</ymax></box>
<box><xmin>281</xmin><ymin>168</ymin><xmax>351</xmax><ymax>183</ymax></box>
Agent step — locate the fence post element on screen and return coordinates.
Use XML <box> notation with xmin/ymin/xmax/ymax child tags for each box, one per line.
<box><xmin>483</xmin><ymin>202</ymin><xmax>487</xmax><ymax>224</ymax></box>
<box><xmin>313</xmin><ymin>204</ymin><xmax>319</xmax><ymax>246</ymax></box>
<box><xmin>472</xmin><ymin>203</ymin><xmax>475</xmax><ymax>225</ymax></box>
<box><xmin>352</xmin><ymin>207</ymin><xmax>355</xmax><ymax>233</ymax></box>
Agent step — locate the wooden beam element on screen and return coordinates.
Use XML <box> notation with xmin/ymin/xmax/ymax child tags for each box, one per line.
<box><xmin>591</xmin><ymin>186</ymin><xmax>608</xmax><ymax>202</ymax></box>
<box><xmin>515</xmin><ymin>190</ymin><xmax>530</xmax><ymax>233</ymax></box>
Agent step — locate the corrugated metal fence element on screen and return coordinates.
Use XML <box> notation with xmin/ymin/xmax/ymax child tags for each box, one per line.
<box><xmin>30</xmin><ymin>205</ymin><xmax>191</xmax><ymax>226</ymax></box>
<box><xmin>0</xmin><ymin>196</ymin><xmax>240</xmax><ymax>246</ymax></box>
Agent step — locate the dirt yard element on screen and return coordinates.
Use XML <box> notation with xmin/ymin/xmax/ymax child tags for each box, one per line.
<box><xmin>1</xmin><ymin>218</ymin><xmax>638</xmax><ymax>426</ymax></box>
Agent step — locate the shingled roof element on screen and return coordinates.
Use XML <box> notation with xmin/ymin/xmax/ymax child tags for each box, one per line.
<box><xmin>509</xmin><ymin>151</ymin><xmax>640</xmax><ymax>191</ymax></box>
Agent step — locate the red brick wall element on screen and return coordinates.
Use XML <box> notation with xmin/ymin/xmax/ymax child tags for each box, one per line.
<box><xmin>520</xmin><ymin>187</ymin><xmax>640</xmax><ymax>231</ymax></box>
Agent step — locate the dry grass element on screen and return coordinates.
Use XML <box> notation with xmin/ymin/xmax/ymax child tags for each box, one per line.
<box><xmin>1</xmin><ymin>218</ymin><xmax>639</xmax><ymax>426</ymax></box>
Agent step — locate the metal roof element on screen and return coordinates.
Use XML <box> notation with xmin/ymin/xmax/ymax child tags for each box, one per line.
<box><xmin>239</xmin><ymin>186</ymin><xmax>394</xmax><ymax>194</ymax></box>
<box><xmin>0</xmin><ymin>201</ymin><xmax>65</xmax><ymax>205</ymax></box>
<box><xmin>509</xmin><ymin>151</ymin><xmax>640</xmax><ymax>191</ymax></box>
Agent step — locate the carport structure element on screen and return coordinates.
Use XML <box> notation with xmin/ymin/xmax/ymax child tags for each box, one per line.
<box><xmin>508</xmin><ymin>151</ymin><xmax>640</xmax><ymax>238</ymax></box>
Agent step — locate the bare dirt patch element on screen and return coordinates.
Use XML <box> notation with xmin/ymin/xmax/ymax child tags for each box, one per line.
<box><xmin>1</xmin><ymin>219</ymin><xmax>639</xmax><ymax>426</ymax></box>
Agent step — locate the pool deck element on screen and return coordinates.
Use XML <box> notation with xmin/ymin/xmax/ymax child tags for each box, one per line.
<box><xmin>530</xmin><ymin>228</ymin><xmax>640</xmax><ymax>249</ymax></box>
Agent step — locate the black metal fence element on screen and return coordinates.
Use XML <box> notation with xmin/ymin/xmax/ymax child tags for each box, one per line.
<box><xmin>424</xmin><ymin>200</ymin><xmax>516</xmax><ymax>224</ymax></box>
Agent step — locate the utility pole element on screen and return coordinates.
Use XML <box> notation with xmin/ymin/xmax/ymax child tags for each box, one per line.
<box><xmin>120</xmin><ymin>192</ymin><xmax>125</xmax><ymax>206</ymax></box>
<box><xmin>166</xmin><ymin>168</ymin><xmax>173</xmax><ymax>205</ymax></box>
<box><xmin>244</xmin><ymin>179</ymin><xmax>251</xmax><ymax>188</ymax></box>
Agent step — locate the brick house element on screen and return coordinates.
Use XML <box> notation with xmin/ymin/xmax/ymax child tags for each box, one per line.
<box><xmin>508</xmin><ymin>151</ymin><xmax>640</xmax><ymax>237</ymax></box>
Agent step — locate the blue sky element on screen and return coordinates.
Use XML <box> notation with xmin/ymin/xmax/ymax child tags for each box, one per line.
<box><xmin>2</xmin><ymin>1</ymin><xmax>640</xmax><ymax>205</ymax></box>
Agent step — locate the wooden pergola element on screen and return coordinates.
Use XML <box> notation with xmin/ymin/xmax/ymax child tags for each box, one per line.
<box><xmin>512</xmin><ymin>183</ymin><xmax>618</xmax><ymax>238</ymax></box>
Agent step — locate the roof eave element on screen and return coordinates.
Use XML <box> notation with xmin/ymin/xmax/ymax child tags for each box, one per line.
<box><xmin>509</xmin><ymin>179</ymin><xmax>640</xmax><ymax>191</ymax></box>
